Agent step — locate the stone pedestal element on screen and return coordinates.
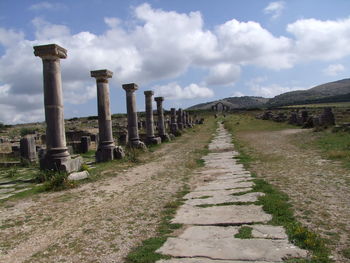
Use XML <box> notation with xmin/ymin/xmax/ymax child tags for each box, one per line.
<box><xmin>34</xmin><ymin>44</ymin><xmax>82</xmax><ymax>172</ymax></box>
<box><xmin>91</xmin><ymin>69</ymin><xmax>125</xmax><ymax>162</ymax></box>
<box><xmin>122</xmin><ymin>83</ymin><xmax>146</xmax><ymax>149</ymax></box>
<box><xmin>20</xmin><ymin>136</ymin><xmax>37</xmax><ymax>162</ymax></box>
<box><xmin>155</xmin><ymin>96</ymin><xmax>170</xmax><ymax>142</ymax></box>
<box><xmin>80</xmin><ymin>136</ymin><xmax>90</xmax><ymax>154</ymax></box>
<box><xmin>177</xmin><ymin>108</ymin><xmax>184</xmax><ymax>130</ymax></box>
<box><xmin>144</xmin><ymin>91</ymin><xmax>161</xmax><ymax>145</ymax></box>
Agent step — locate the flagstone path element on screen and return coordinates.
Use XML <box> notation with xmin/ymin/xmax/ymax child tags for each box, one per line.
<box><xmin>156</xmin><ymin>123</ymin><xmax>309</xmax><ymax>263</ymax></box>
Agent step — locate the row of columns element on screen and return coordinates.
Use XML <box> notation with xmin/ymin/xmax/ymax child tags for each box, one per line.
<box><xmin>34</xmin><ymin>43</ymin><xmax>196</xmax><ymax>170</ymax></box>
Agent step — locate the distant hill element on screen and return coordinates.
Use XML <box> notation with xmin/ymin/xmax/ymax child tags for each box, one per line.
<box><xmin>188</xmin><ymin>78</ymin><xmax>350</xmax><ymax>110</ymax></box>
<box><xmin>267</xmin><ymin>78</ymin><xmax>350</xmax><ymax>106</ymax></box>
<box><xmin>188</xmin><ymin>96</ymin><xmax>269</xmax><ymax>110</ymax></box>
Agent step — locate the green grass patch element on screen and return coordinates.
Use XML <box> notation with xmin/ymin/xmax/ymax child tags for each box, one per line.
<box><xmin>231</xmin><ymin>190</ymin><xmax>253</xmax><ymax>196</ymax></box>
<box><xmin>253</xmin><ymin>178</ymin><xmax>331</xmax><ymax>262</ymax></box>
<box><xmin>234</xmin><ymin>226</ymin><xmax>253</xmax><ymax>239</ymax></box>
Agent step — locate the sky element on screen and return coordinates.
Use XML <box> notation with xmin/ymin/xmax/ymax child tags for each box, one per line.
<box><xmin>0</xmin><ymin>0</ymin><xmax>350</xmax><ymax>124</ymax></box>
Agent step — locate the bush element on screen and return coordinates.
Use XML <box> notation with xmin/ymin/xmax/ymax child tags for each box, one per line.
<box><xmin>20</xmin><ymin>127</ymin><xmax>37</xmax><ymax>137</ymax></box>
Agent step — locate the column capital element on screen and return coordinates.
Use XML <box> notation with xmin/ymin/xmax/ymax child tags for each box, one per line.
<box><xmin>34</xmin><ymin>44</ymin><xmax>67</xmax><ymax>59</ymax></box>
<box><xmin>122</xmin><ymin>83</ymin><xmax>138</xmax><ymax>92</ymax></box>
<box><xmin>154</xmin><ymin>96</ymin><xmax>164</xmax><ymax>103</ymax></box>
<box><xmin>91</xmin><ymin>69</ymin><xmax>113</xmax><ymax>82</ymax></box>
<box><xmin>144</xmin><ymin>90</ymin><xmax>154</xmax><ymax>96</ymax></box>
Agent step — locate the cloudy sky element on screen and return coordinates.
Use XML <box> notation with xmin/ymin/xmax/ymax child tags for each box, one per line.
<box><xmin>0</xmin><ymin>0</ymin><xmax>350</xmax><ymax>124</ymax></box>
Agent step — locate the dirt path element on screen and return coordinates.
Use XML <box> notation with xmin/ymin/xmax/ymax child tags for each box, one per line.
<box><xmin>0</xmin><ymin>122</ymin><xmax>214</xmax><ymax>263</ymax></box>
<box><xmin>238</xmin><ymin>129</ymin><xmax>350</xmax><ymax>262</ymax></box>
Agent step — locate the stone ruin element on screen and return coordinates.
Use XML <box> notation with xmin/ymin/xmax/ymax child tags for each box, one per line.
<box><xmin>0</xmin><ymin>43</ymin><xmax>206</xmax><ymax>172</ymax></box>
<box><xmin>257</xmin><ymin>107</ymin><xmax>337</xmax><ymax>129</ymax></box>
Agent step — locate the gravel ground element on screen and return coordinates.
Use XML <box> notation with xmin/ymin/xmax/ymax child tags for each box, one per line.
<box><xmin>0</xmin><ymin>122</ymin><xmax>214</xmax><ymax>263</ymax></box>
<box><xmin>238</xmin><ymin>129</ymin><xmax>350</xmax><ymax>263</ymax></box>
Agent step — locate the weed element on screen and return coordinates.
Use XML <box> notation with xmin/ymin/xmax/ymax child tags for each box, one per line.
<box><xmin>341</xmin><ymin>248</ymin><xmax>350</xmax><ymax>259</ymax></box>
<box><xmin>235</xmin><ymin>226</ymin><xmax>253</xmax><ymax>239</ymax></box>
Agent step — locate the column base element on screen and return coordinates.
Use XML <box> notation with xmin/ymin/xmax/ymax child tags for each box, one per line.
<box><xmin>96</xmin><ymin>146</ymin><xmax>125</xmax><ymax>162</ymax></box>
<box><xmin>178</xmin><ymin>123</ymin><xmax>184</xmax><ymax>130</ymax></box>
<box><xmin>146</xmin><ymin>136</ymin><xmax>161</xmax><ymax>145</ymax></box>
<box><xmin>129</xmin><ymin>140</ymin><xmax>147</xmax><ymax>150</ymax></box>
<box><xmin>40</xmin><ymin>152</ymin><xmax>83</xmax><ymax>173</ymax></box>
<box><xmin>160</xmin><ymin>134</ymin><xmax>171</xmax><ymax>142</ymax></box>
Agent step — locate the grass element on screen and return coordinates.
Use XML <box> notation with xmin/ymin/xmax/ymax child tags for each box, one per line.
<box><xmin>234</xmin><ymin>226</ymin><xmax>253</xmax><ymax>239</ymax></box>
<box><xmin>283</xmin><ymin>102</ymin><xmax>350</xmax><ymax>109</ymax></box>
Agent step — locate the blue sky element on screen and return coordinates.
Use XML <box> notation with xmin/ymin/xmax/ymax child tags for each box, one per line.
<box><xmin>0</xmin><ymin>0</ymin><xmax>350</xmax><ymax>124</ymax></box>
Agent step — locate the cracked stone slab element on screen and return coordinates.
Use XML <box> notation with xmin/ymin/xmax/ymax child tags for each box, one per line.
<box><xmin>216</xmin><ymin>174</ymin><xmax>252</xmax><ymax>180</ymax></box>
<box><xmin>251</xmin><ymin>225</ymin><xmax>288</xmax><ymax>239</ymax></box>
<box><xmin>184</xmin><ymin>188</ymin><xmax>252</xmax><ymax>199</ymax></box>
<box><xmin>157</xmin><ymin>226</ymin><xmax>307</xmax><ymax>262</ymax></box>
<box><xmin>171</xmin><ymin>204</ymin><xmax>272</xmax><ymax>225</ymax></box>
<box><xmin>194</xmin><ymin>181</ymin><xmax>254</xmax><ymax>191</ymax></box>
<box><xmin>184</xmin><ymin>192</ymin><xmax>264</xmax><ymax>206</ymax></box>
<box><xmin>156</xmin><ymin>259</ymin><xmax>278</xmax><ymax>263</ymax></box>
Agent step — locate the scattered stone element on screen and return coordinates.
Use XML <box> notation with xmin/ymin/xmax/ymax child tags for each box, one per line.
<box><xmin>67</xmin><ymin>171</ymin><xmax>90</xmax><ymax>181</ymax></box>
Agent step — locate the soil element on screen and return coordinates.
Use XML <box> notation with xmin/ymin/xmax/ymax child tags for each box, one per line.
<box><xmin>238</xmin><ymin>128</ymin><xmax>350</xmax><ymax>263</ymax></box>
<box><xmin>0</xmin><ymin>123</ymin><xmax>213</xmax><ymax>263</ymax></box>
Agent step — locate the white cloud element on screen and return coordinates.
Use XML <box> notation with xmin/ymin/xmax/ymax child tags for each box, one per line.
<box><xmin>216</xmin><ymin>19</ymin><xmax>295</xmax><ymax>69</ymax></box>
<box><xmin>287</xmin><ymin>18</ymin><xmax>350</xmax><ymax>61</ymax></box>
<box><xmin>153</xmin><ymin>82</ymin><xmax>214</xmax><ymax>100</ymax></box>
<box><xmin>29</xmin><ymin>2</ymin><xmax>66</xmax><ymax>11</ymax></box>
<box><xmin>246</xmin><ymin>77</ymin><xmax>305</xmax><ymax>98</ymax></box>
<box><xmin>323</xmin><ymin>64</ymin><xmax>345</xmax><ymax>76</ymax></box>
<box><xmin>205</xmin><ymin>63</ymin><xmax>241</xmax><ymax>86</ymax></box>
<box><xmin>232</xmin><ymin>91</ymin><xmax>245</xmax><ymax>97</ymax></box>
<box><xmin>264</xmin><ymin>1</ymin><xmax>285</xmax><ymax>19</ymax></box>
<box><xmin>2</xmin><ymin>3</ymin><xmax>350</xmax><ymax>123</ymax></box>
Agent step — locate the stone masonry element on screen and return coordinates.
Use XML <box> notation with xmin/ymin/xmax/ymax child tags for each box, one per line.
<box><xmin>155</xmin><ymin>96</ymin><xmax>171</xmax><ymax>142</ymax></box>
<box><xmin>91</xmin><ymin>69</ymin><xmax>124</xmax><ymax>162</ymax></box>
<box><xmin>34</xmin><ymin>44</ymin><xmax>82</xmax><ymax>173</ymax></box>
<box><xmin>144</xmin><ymin>91</ymin><xmax>161</xmax><ymax>145</ymax></box>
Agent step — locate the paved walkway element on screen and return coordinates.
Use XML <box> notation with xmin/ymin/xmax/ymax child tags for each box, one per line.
<box><xmin>155</xmin><ymin>123</ymin><xmax>308</xmax><ymax>263</ymax></box>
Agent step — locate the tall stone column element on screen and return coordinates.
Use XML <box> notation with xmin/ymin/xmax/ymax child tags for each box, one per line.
<box><xmin>186</xmin><ymin>112</ymin><xmax>193</xmax><ymax>128</ymax></box>
<box><xmin>122</xmin><ymin>83</ymin><xmax>146</xmax><ymax>149</ymax></box>
<box><xmin>155</xmin><ymin>97</ymin><xmax>170</xmax><ymax>142</ymax></box>
<box><xmin>177</xmin><ymin>108</ymin><xmax>184</xmax><ymax>130</ymax></box>
<box><xmin>144</xmin><ymin>91</ymin><xmax>161</xmax><ymax>145</ymax></box>
<box><xmin>34</xmin><ymin>44</ymin><xmax>82</xmax><ymax>172</ymax></box>
<box><xmin>91</xmin><ymin>69</ymin><xmax>124</xmax><ymax>162</ymax></box>
<box><xmin>170</xmin><ymin>108</ymin><xmax>180</xmax><ymax>136</ymax></box>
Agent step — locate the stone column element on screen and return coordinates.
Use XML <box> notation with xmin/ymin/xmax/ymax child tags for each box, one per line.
<box><xmin>91</xmin><ymin>70</ymin><xmax>124</xmax><ymax>162</ymax></box>
<box><xmin>155</xmin><ymin>97</ymin><xmax>170</xmax><ymax>142</ymax></box>
<box><xmin>144</xmin><ymin>91</ymin><xmax>161</xmax><ymax>145</ymax></box>
<box><xmin>182</xmin><ymin>110</ymin><xmax>187</xmax><ymax>128</ymax></box>
<box><xmin>170</xmin><ymin>108</ymin><xmax>180</xmax><ymax>136</ymax></box>
<box><xmin>187</xmin><ymin>112</ymin><xmax>193</xmax><ymax>128</ymax></box>
<box><xmin>122</xmin><ymin>83</ymin><xmax>146</xmax><ymax>149</ymax></box>
<box><xmin>80</xmin><ymin>136</ymin><xmax>90</xmax><ymax>154</ymax></box>
<box><xmin>34</xmin><ymin>44</ymin><xmax>82</xmax><ymax>172</ymax></box>
<box><xmin>177</xmin><ymin>108</ymin><xmax>184</xmax><ymax>130</ymax></box>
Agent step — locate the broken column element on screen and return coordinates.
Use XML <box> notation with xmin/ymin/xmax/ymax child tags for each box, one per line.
<box><xmin>80</xmin><ymin>136</ymin><xmax>90</xmax><ymax>154</ymax></box>
<box><xmin>320</xmin><ymin>107</ymin><xmax>335</xmax><ymax>126</ymax></box>
<box><xmin>122</xmin><ymin>83</ymin><xmax>146</xmax><ymax>149</ymax></box>
<box><xmin>144</xmin><ymin>90</ymin><xmax>161</xmax><ymax>145</ymax></box>
<box><xmin>182</xmin><ymin>110</ymin><xmax>187</xmax><ymax>128</ymax></box>
<box><xmin>155</xmin><ymin>96</ymin><xmax>171</xmax><ymax>142</ymax></box>
<box><xmin>177</xmin><ymin>108</ymin><xmax>184</xmax><ymax>130</ymax></box>
<box><xmin>170</xmin><ymin>108</ymin><xmax>180</xmax><ymax>136</ymax></box>
<box><xmin>186</xmin><ymin>112</ymin><xmax>193</xmax><ymax>128</ymax></box>
<box><xmin>91</xmin><ymin>69</ymin><xmax>124</xmax><ymax>162</ymax></box>
<box><xmin>20</xmin><ymin>136</ymin><xmax>37</xmax><ymax>163</ymax></box>
<box><xmin>34</xmin><ymin>44</ymin><xmax>82</xmax><ymax>172</ymax></box>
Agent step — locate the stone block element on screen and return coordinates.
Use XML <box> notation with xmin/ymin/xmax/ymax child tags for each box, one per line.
<box><xmin>68</xmin><ymin>171</ymin><xmax>89</xmax><ymax>181</ymax></box>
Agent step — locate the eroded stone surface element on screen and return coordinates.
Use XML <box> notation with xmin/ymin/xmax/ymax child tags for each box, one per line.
<box><xmin>194</xmin><ymin>181</ymin><xmax>254</xmax><ymax>191</ymax></box>
<box><xmin>251</xmin><ymin>225</ymin><xmax>288</xmax><ymax>239</ymax></box>
<box><xmin>184</xmin><ymin>192</ymin><xmax>264</xmax><ymax>206</ymax></box>
<box><xmin>184</xmin><ymin>188</ymin><xmax>252</xmax><ymax>199</ymax></box>
<box><xmin>157</xmin><ymin>236</ymin><xmax>307</xmax><ymax>262</ymax></box>
<box><xmin>172</xmin><ymin>204</ymin><xmax>272</xmax><ymax>225</ymax></box>
<box><xmin>156</xmin><ymin>258</ymin><xmax>276</xmax><ymax>263</ymax></box>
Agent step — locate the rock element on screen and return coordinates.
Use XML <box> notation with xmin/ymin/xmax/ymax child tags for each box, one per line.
<box><xmin>67</xmin><ymin>171</ymin><xmax>89</xmax><ymax>181</ymax></box>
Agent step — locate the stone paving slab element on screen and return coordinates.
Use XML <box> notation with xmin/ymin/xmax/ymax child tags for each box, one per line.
<box><xmin>171</xmin><ymin>204</ymin><xmax>272</xmax><ymax>225</ymax></box>
<box><xmin>157</xmin><ymin>259</ymin><xmax>278</xmax><ymax>263</ymax></box>
<box><xmin>184</xmin><ymin>192</ymin><xmax>264</xmax><ymax>206</ymax></box>
<box><xmin>194</xmin><ymin>181</ymin><xmax>254</xmax><ymax>191</ymax></box>
<box><xmin>251</xmin><ymin>225</ymin><xmax>288</xmax><ymax>239</ymax></box>
<box><xmin>157</xmin><ymin>237</ymin><xmax>307</xmax><ymax>262</ymax></box>
<box><xmin>184</xmin><ymin>188</ymin><xmax>252</xmax><ymax>199</ymax></box>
